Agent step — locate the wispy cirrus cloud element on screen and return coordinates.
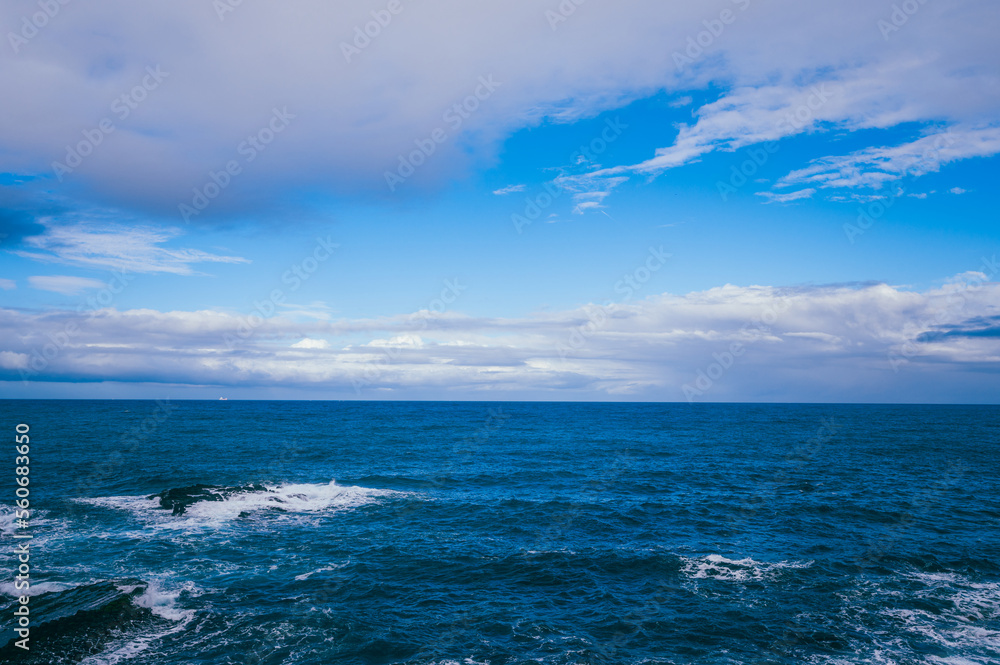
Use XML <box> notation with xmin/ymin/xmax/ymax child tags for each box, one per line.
<box><xmin>28</xmin><ymin>275</ymin><xmax>106</xmax><ymax>295</ymax></box>
<box><xmin>776</xmin><ymin>126</ymin><xmax>1000</xmax><ymax>191</ymax></box>
<box><xmin>14</xmin><ymin>221</ymin><xmax>249</xmax><ymax>275</ymax></box>
<box><xmin>553</xmin><ymin>173</ymin><xmax>629</xmax><ymax>214</ymax></box>
<box><xmin>570</xmin><ymin>51</ymin><xmax>1000</xmax><ymax>208</ymax></box>
<box><xmin>756</xmin><ymin>189</ymin><xmax>815</xmax><ymax>204</ymax></box>
<box><xmin>492</xmin><ymin>185</ymin><xmax>526</xmax><ymax>195</ymax></box>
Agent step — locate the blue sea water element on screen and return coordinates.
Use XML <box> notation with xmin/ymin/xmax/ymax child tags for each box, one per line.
<box><xmin>2</xmin><ymin>400</ymin><xmax>999</xmax><ymax>664</ymax></box>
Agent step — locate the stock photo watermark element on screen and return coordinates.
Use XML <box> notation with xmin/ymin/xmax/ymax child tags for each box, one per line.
<box><xmin>51</xmin><ymin>66</ymin><xmax>169</xmax><ymax>181</ymax></box>
<box><xmin>544</xmin><ymin>0</ymin><xmax>587</xmax><ymax>31</ymax></box>
<box><xmin>512</xmin><ymin>116</ymin><xmax>627</xmax><ymax>233</ymax></box>
<box><xmin>16</xmin><ymin>266</ymin><xmax>136</xmax><ymax>383</ymax></box>
<box><xmin>886</xmin><ymin>255</ymin><xmax>998</xmax><ymax>371</ymax></box>
<box><xmin>7</xmin><ymin>0</ymin><xmax>72</xmax><ymax>54</ymax></box>
<box><xmin>70</xmin><ymin>400</ymin><xmax>178</xmax><ymax>501</ymax></box>
<box><xmin>11</xmin><ymin>423</ymin><xmax>32</xmax><ymax>651</ymax></box>
<box><xmin>717</xmin><ymin>83</ymin><xmax>835</xmax><ymax>201</ymax></box>
<box><xmin>843</xmin><ymin>130</ymin><xmax>956</xmax><ymax>243</ymax></box>
<box><xmin>673</xmin><ymin>0</ymin><xmax>752</xmax><ymax>72</ymax></box>
<box><xmin>878</xmin><ymin>0</ymin><xmax>931</xmax><ymax>40</ymax></box>
<box><xmin>340</xmin><ymin>0</ymin><xmax>405</xmax><ymax>62</ymax></box>
<box><xmin>384</xmin><ymin>76</ymin><xmax>501</xmax><ymax>191</ymax></box>
<box><xmin>179</xmin><ymin>107</ymin><xmax>295</xmax><ymax>222</ymax></box>
<box><xmin>223</xmin><ymin>235</ymin><xmax>338</xmax><ymax>349</ymax></box>
<box><xmin>352</xmin><ymin>278</ymin><xmax>467</xmax><ymax>394</ymax></box>
<box><xmin>555</xmin><ymin>245</ymin><xmax>670</xmax><ymax>360</ymax></box>
<box><xmin>681</xmin><ymin>295</ymin><xmax>792</xmax><ymax>401</ymax></box>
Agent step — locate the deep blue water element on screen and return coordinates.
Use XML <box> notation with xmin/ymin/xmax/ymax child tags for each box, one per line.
<box><xmin>2</xmin><ymin>400</ymin><xmax>999</xmax><ymax>664</ymax></box>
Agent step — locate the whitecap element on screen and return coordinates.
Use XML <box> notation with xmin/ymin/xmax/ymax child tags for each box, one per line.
<box><xmin>680</xmin><ymin>554</ymin><xmax>813</xmax><ymax>582</ymax></box>
<box><xmin>294</xmin><ymin>562</ymin><xmax>350</xmax><ymax>581</ymax></box>
<box><xmin>75</xmin><ymin>480</ymin><xmax>408</xmax><ymax>529</ymax></box>
<box><xmin>0</xmin><ymin>581</ymin><xmax>72</xmax><ymax>597</ymax></box>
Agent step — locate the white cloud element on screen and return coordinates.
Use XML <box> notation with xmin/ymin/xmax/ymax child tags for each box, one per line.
<box><xmin>291</xmin><ymin>338</ymin><xmax>330</xmax><ymax>349</ymax></box>
<box><xmin>554</xmin><ymin>173</ymin><xmax>628</xmax><ymax>214</ymax></box>
<box><xmin>756</xmin><ymin>189</ymin><xmax>815</xmax><ymax>204</ymax></box>
<box><xmin>0</xmin><ymin>0</ymin><xmax>996</xmax><ymax>215</ymax></box>
<box><xmin>0</xmin><ymin>351</ymin><xmax>28</xmax><ymax>369</ymax></box>
<box><xmin>776</xmin><ymin>127</ymin><xmax>1000</xmax><ymax>190</ymax></box>
<box><xmin>4</xmin><ymin>268</ymin><xmax>999</xmax><ymax>401</ymax></box>
<box><xmin>0</xmin><ymin>279</ymin><xmax>15</xmax><ymax>290</ymax></box>
<box><xmin>950</xmin><ymin>187</ymin><xmax>968</xmax><ymax>194</ymax></box>
<box><xmin>28</xmin><ymin>275</ymin><xmax>106</xmax><ymax>295</ymax></box>
<box><xmin>277</xmin><ymin>302</ymin><xmax>335</xmax><ymax>321</ymax></box>
<box><xmin>492</xmin><ymin>185</ymin><xmax>526</xmax><ymax>195</ymax></box>
<box><xmin>364</xmin><ymin>334</ymin><xmax>424</xmax><ymax>348</ymax></box>
<box><xmin>15</xmin><ymin>221</ymin><xmax>249</xmax><ymax>275</ymax></box>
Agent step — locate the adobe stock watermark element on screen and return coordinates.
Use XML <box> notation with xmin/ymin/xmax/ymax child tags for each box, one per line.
<box><xmin>511</xmin><ymin>117</ymin><xmax>627</xmax><ymax>234</ymax></box>
<box><xmin>673</xmin><ymin>0</ymin><xmax>752</xmax><ymax>72</ymax></box>
<box><xmin>716</xmin><ymin>143</ymin><xmax>780</xmax><ymax>201</ymax></box>
<box><xmin>340</xmin><ymin>0</ymin><xmax>405</xmax><ymax>63</ymax></box>
<box><xmin>681</xmin><ymin>296</ymin><xmax>792</xmax><ymax>401</ymax></box>
<box><xmin>180</xmin><ymin>107</ymin><xmax>295</xmax><ymax>222</ymax></box>
<box><xmin>70</xmin><ymin>399</ymin><xmax>178</xmax><ymax>502</ymax></box>
<box><xmin>352</xmin><ymin>278</ymin><xmax>467</xmax><ymax>394</ymax></box>
<box><xmin>887</xmin><ymin>255</ymin><xmax>998</xmax><ymax>372</ymax></box>
<box><xmin>878</xmin><ymin>0</ymin><xmax>931</xmax><ymax>40</ymax></box>
<box><xmin>717</xmin><ymin>84</ymin><xmax>834</xmax><ymax>201</ymax></box>
<box><xmin>555</xmin><ymin>245</ymin><xmax>670</xmax><ymax>360</ymax></box>
<box><xmin>17</xmin><ymin>265</ymin><xmax>136</xmax><ymax>384</ymax></box>
<box><xmin>384</xmin><ymin>75</ymin><xmax>501</xmax><ymax>192</ymax></box>
<box><xmin>8</xmin><ymin>0</ymin><xmax>72</xmax><ymax>54</ymax></box>
<box><xmin>545</xmin><ymin>0</ymin><xmax>587</xmax><ymax>31</ymax></box>
<box><xmin>223</xmin><ymin>236</ymin><xmax>339</xmax><ymax>349</ymax></box>
<box><xmin>843</xmin><ymin>130</ymin><xmax>955</xmax><ymax>243</ymax></box>
<box><xmin>213</xmin><ymin>0</ymin><xmax>245</xmax><ymax>21</ymax></box>
<box><xmin>51</xmin><ymin>66</ymin><xmax>169</xmax><ymax>181</ymax></box>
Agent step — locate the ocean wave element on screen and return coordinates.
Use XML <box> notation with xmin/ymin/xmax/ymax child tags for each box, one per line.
<box><xmin>77</xmin><ymin>581</ymin><xmax>198</xmax><ymax>665</ymax></box>
<box><xmin>0</xmin><ymin>578</ymin><xmax>180</xmax><ymax>663</ymax></box>
<box><xmin>680</xmin><ymin>554</ymin><xmax>813</xmax><ymax>582</ymax></box>
<box><xmin>883</xmin><ymin>572</ymin><xmax>1000</xmax><ymax>653</ymax></box>
<box><xmin>0</xmin><ymin>581</ymin><xmax>72</xmax><ymax>597</ymax></box>
<box><xmin>820</xmin><ymin>569</ymin><xmax>1000</xmax><ymax>665</ymax></box>
<box><xmin>75</xmin><ymin>480</ymin><xmax>407</xmax><ymax>528</ymax></box>
<box><xmin>0</xmin><ymin>504</ymin><xmax>59</xmax><ymax>537</ymax></box>
<box><xmin>294</xmin><ymin>562</ymin><xmax>351</xmax><ymax>581</ymax></box>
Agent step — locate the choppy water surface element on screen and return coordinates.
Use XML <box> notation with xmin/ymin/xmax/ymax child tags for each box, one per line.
<box><xmin>1</xmin><ymin>401</ymin><xmax>998</xmax><ymax>664</ymax></box>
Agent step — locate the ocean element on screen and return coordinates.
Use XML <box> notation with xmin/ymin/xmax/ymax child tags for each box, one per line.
<box><xmin>1</xmin><ymin>400</ymin><xmax>998</xmax><ymax>664</ymax></box>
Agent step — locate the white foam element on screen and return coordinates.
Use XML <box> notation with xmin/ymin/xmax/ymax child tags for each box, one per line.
<box><xmin>76</xmin><ymin>480</ymin><xmax>406</xmax><ymax>529</ymax></box>
<box><xmin>0</xmin><ymin>504</ymin><xmax>58</xmax><ymax>539</ymax></box>
<box><xmin>0</xmin><ymin>505</ymin><xmax>16</xmax><ymax>536</ymax></box>
<box><xmin>882</xmin><ymin>572</ymin><xmax>1000</xmax><ymax>656</ymax></box>
<box><xmin>56</xmin><ymin>579</ymin><xmax>198</xmax><ymax>665</ymax></box>
<box><xmin>78</xmin><ymin>612</ymin><xmax>194</xmax><ymax>665</ymax></box>
<box><xmin>294</xmin><ymin>562</ymin><xmax>350</xmax><ymax>581</ymax></box>
<box><xmin>133</xmin><ymin>580</ymin><xmax>194</xmax><ymax>622</ymax></box>
<box><xmin>680</xmin><ymin>554</ymin><xmax>813</xmax><ymax>582</ymax></box>
<box><xmin>0</xmin><ymin>581</ymin><xmax>71</xmax><ymax>597</ymax></box>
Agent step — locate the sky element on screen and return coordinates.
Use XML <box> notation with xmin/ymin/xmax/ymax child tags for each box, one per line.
<box><xmin>1</xmin><ymin>0</ymin><xmax>998</xmax><ymax>402</ymax></box>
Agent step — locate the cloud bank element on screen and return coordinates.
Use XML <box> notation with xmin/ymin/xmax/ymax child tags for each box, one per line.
<box><xmin>4</xmin><ymin>268</ymin><xmax>999</xmax><ymax>402</ymax></box>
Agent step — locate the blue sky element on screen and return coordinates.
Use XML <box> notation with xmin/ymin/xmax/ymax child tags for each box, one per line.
<box><xmin>1</xmin><ymin>0</ymin><xmax>999</xmax><ymax>401</ymax></box>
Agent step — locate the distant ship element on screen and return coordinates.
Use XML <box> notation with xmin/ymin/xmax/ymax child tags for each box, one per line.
<box><xmin>219</xmin><ymin>397</ymin><xmax>228</xmax><ymax>401</ymax></box>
